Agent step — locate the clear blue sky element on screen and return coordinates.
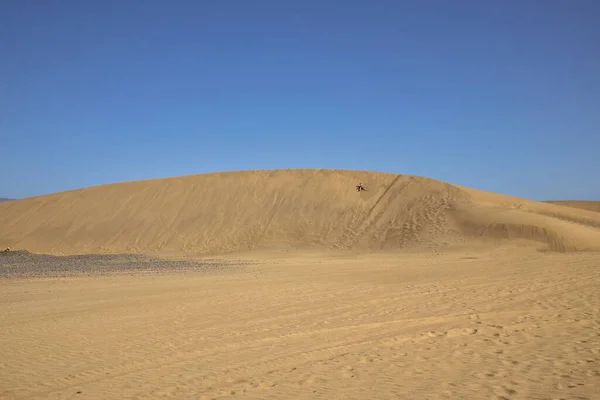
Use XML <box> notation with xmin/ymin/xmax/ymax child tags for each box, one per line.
<box><xmin>2</xmin><ymin>0</ymin><xmax>599</xmax><ymax>200</ymax></box>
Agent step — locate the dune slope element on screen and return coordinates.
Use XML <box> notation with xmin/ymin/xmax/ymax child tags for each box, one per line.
<box><xmin>544</xmin><ymin>200</ymin><xmax>600</xmax><ymax>213</ymax></box>
<box><xmin>1</xmin><ymin>169</ymin><xmax>599</xmax><ymax>255</ymax></box>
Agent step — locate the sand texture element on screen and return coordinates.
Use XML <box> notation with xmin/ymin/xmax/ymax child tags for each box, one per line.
<box><xmin>1</xmin><ymin>169</ymin><xmax>599</xmax><ymax>399</ymax></box>
<box><xmin>544</xmin><ymin>201</ymin><xmax>600</xmax><ymax>213</ymax></box>
<box><xmin>1</xmin><ymin>247</ymin><xmax>599</xmax><ymax>399</ymax></box>
<box><xmin>1</xmin><ymin>169</ymin><xmax>600</xmax><ymax>255</ymax></box>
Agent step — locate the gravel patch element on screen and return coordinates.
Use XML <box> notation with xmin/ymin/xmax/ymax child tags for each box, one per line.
<box><xmin>0</xmin><ymin>250</ymin><xmax>251</xmax><ymax>278</ymax></box>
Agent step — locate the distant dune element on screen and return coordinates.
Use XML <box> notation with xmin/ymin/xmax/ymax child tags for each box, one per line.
<box><xmin>1</xmin><ymin>169</ymin><xmax>600</xmax><ymax>255</ymax></box>
<box><xmin>543</xmin><ymin>200</ymin><xmax>600</xmax><ymax>213</ymax></box>
<box><xmin>0</xmin><ymin>198</ymin><xmax>13</xmax><ymax>203</ymax></box>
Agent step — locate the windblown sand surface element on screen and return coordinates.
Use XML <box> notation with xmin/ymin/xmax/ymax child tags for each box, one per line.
<box><xmin>544</xmin><ymin>201</ymin><xmax>600</xmax><ymax>214</ymax></box>
<box><xmin>1</xmin><ymin>169</ymin><xmax>600</xmax><ymax>255</ymax></box>
<box><xmin>1</xmin><ymin>246</ymin><xmax>599</xmax><ymax>400</ymax></box>
<box><xmin>1</xmin><ymin>169</ymin><xmax>599</xmax><ymax>399</ymax></box>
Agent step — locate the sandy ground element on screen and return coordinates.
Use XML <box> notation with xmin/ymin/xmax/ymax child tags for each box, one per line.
<box><xmin>544</xmin><ymin>201</ymin><xmax>600</xmax><ymax>214</ymax></box>
<box><xmin>1</xmin><ymin>169</ymin><xmax>599</xmax><ymax>399</ymax></box>
<box><xmin>1</xmin><ymin>244</ymin><xmax>599</xmax><ymax>400</ymax></box>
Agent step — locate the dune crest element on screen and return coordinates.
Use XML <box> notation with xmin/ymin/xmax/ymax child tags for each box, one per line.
<box><xmin>1</xmin><ymin>169</ymin><xmax>599</xmax><ymax>255</ymax></box>
<box><xmin>544</xmin><ymin>200</ymin><xmax>600</xmax><ymax>213</ymax></box>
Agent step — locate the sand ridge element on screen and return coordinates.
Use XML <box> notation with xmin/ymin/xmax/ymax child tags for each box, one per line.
<box><xmin>1</xmin><ymin>168</ymin><xmax>599</xmax><ymax>255</ymax></box>
<box><xmin>544</xmin><ymin>200</ymin><xmax>600</xmax><ymax>213</ymax></box>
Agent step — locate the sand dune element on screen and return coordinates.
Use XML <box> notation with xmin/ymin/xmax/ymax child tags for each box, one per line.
<box><xmin>1</xmin><ymin>168</ymin><xmax>600</xmax><ymax>255</ymax></box>
<box><xmin>544</xmin><ymin>200</ymin><xmax>600</xmax><ymax>213</ymax></box>
<box><xmin>1</xmin><ymin>169</ymin><xmax>599</xmax><ymax>399</ymax></box>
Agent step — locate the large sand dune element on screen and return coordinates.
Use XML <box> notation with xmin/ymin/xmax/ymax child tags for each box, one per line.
<box><xmin>1</xmin><ymin>169</ymin><xmax>599</xmax><ymax>255</ymax></box>
<box><xmin>2</xmin><ymin>169</ymin><xmax>599</xmax><ymax>399</ymax></box>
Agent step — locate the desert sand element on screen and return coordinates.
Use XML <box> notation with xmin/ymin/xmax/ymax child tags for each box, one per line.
<box><xmin>544</xmin><ymin>200</ymin><xmax>600</xmax><ymax>214</ymax></box>
<box><xmin>1</xmin><ymin>169</ymin><xmax>599</xmax><ymax>399</ymax></box>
